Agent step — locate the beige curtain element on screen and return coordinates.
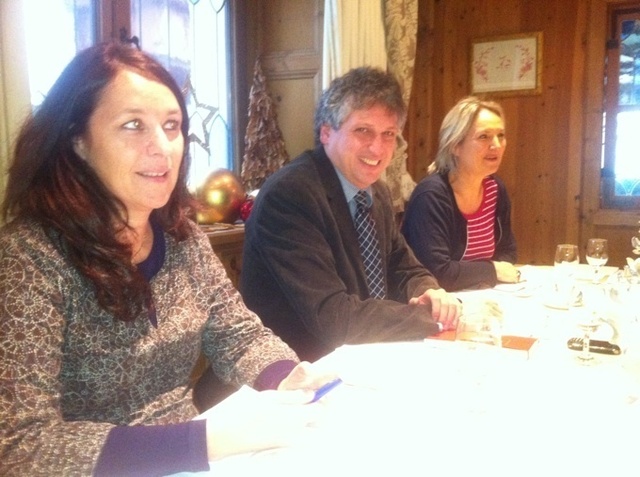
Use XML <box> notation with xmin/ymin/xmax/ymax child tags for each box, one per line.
<box><xmin>322</xmin><ymin>0</ymin><xmax>387</xmax><ymax>88</ymax></box>
<box><xmin>322</xmin><ymin>0</ymin><xmax>418</xmax><ymax>211</ymax></box>
<box><xmin>383</xmin><ymin>0</ymin><xmax>418</xmax><ymax>210</ymax></box>
<box><xmin>0</xmin><ymin>1</ymin><xmax>31</xmax><ymax>222</ymax></box>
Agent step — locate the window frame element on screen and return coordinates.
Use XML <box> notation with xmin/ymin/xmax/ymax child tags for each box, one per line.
<box><xmin>97</xmin><ymin>0</ymin><xmax>246</xmax><ymax>176</ymax></box>
<box><xmin>602</xmin><ymin>3</ymin><xmax>640</xmax><ymax>208</ymax></box>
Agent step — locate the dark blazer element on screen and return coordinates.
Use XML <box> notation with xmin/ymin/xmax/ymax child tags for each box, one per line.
<box><xmin>241</xmin><ymin>146</ymin><xmax>441</xmax><ymax>362</ymax></box>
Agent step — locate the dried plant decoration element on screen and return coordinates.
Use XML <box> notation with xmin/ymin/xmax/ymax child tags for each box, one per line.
<box><xmin>241</xmin><ymin>57</ymin><xmax>290</xmax><ymax>192</ymax></box>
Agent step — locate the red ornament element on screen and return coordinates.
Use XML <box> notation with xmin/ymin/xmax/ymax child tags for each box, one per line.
<box><xmin>240</xmin><ymin>198</ymin><xmax>254</xmax><ymax>222</ymax></box>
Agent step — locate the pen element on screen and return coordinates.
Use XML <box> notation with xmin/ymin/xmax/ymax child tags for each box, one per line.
<box><xmin>310</xmin><ymin>378</ymin><xmax>343</xmax><ymax>403</ymax></box>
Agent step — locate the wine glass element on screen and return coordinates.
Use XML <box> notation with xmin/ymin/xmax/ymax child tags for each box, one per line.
<box><xmin>585</xmin><ymin>238</ymin><xmax>608</xmax><ymax>283</ymax></box>
<box><xmin>575</xmin><ymin>315</ymin><xmax>600</xmax><ymax>365</ymax></box>
<box><xmin>553</xmin><ymin>244</ymin><xmax>580</xmax><ymax>307</ymax></box>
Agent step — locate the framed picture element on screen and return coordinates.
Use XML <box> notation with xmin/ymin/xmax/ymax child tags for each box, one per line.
<box><xmin>470</xmin><ymin>32</ymin><xmax>542</xmax><ymax>96</ymax></box>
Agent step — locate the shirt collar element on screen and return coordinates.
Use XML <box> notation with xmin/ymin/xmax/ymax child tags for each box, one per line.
<box><xmin>332</xmin><ymin>165</ymin><xmax>373</xmax><ymax>206</ymax></box>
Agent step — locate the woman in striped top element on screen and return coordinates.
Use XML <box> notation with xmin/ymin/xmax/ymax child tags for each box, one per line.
<box><xmin>402</xmin><ymin>97</ymin><xmax>518</xmax><ymax>291</ymax></box>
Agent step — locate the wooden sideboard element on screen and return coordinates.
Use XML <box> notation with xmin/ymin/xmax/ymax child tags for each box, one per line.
<box><xmin>204</xmin><ymin>224</ymin><xmax>245</xmax><ymax>288</ymax></box>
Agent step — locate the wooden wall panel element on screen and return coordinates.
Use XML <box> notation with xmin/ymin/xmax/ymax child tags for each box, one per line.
<box><xmin>244</xmin><ymin>0</ymin><xmax>323</xmax><ymax>162</ymax></box>
<box><xmin>267</xmin><ymin>77</ymin><xmax>318</xmax><ymax>158</ymax></box>
<box><xmin>407</xmin><ymin>0</ymin><xmax>594</xmax><ymax>266</ymax></box>
<box><xmin>245</xmin><ymin>0</ymin><xmax>639</xmax><ymax>269</ymax></box>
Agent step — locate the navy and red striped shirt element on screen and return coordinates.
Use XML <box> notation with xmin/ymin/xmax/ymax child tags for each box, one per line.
<box><xmin>461</xmin><ymin>177</ymin><xmax>497</xmax><ymax>261</ymax></box>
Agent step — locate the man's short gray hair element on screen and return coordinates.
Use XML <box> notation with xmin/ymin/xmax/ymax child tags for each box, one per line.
<box><xmin>314</xmin><ymin>66</ymin><xmax>406</xmax><ymax>145</ymax></box>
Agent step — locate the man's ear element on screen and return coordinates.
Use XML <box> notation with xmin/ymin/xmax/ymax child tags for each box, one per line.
<box><xmin>72</xmin><ymin>136</ymin><xmax>88</xmax><ymax>160</ymax></box>
<box><xmin>319</xmin><ymin>124</ymin><xmax>331</xmax><ymax>145</ymax></box>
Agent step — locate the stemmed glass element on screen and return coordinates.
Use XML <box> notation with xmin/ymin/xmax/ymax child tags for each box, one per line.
<box><xmin>585</xmin><ymin>238</ymin><xmax>608</xmax><ymax>283</ymax></box>
<box><xmin>575</xmin><ymin>316</ymin><xmax>600</xmax><ymax>364</ymax></box>
<box><xmin>553</xmin><ymin>244</ymin><xmax>580</xmax><ymax>307</ymax></box>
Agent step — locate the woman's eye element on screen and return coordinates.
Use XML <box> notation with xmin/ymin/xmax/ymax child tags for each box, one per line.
<box><xmin>164</xmin><ymin>119</ymin><xmax>180</xmax><ymax>131</ymax></box>
<box><xmin>123</xmin><ymin>119</ymin><xmax>142</xmax><ymax>130</ymax></box>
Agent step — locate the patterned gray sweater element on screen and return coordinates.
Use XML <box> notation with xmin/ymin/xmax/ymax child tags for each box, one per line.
<box><xmin>0</xmin><ymin>217</ymin><xmax>297</xmax><ymax>475</ymax></box>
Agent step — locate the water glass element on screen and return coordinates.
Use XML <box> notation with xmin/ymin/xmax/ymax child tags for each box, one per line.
<box><xmin>553</xmin><ymin>244</ymin><xmax>581</xmax><ymax>307</ymax></box>
<box><xmin>585</xmin><ymin>238</ymin><xmax>608</xmax><ymax>283</ymax></box>
<box><xmin>455</xmin><ymin>304</ymin><xmax>503</xmax><ymax>349</ymax></box>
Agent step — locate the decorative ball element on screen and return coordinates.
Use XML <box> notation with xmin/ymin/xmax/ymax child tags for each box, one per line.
<box><xmin>196</xmin><ymin>169</ymin><xmax>246</xmax><ymax>224</ymax></box>
<box><xmin>240</xmin><ymin>198</ymin><xmax>254</xmax><ymax>222</ymax></box>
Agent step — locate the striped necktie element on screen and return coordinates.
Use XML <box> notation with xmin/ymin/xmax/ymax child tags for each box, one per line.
<box><xmin>354</xmin><ymin>190</ymin><xmax>385</xmax><ymax>299</ymax></box>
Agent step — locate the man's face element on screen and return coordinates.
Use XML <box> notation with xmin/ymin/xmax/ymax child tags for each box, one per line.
<box><xmin>320</xmin><ymin>104</ymin><xmax>399</xmax><ymax>189</ymax></box>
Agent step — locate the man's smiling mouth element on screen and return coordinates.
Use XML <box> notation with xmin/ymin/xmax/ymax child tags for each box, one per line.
<box><xmin>360</xmin><ymin>157</ymin><xmax>380</xmax><ymax>166</ymax></box>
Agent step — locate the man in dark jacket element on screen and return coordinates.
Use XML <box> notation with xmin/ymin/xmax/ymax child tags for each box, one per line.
<box><xmin>241</xmin><ymin>67</ymin><xmax>461</xmax><ymax>362</ymax></box>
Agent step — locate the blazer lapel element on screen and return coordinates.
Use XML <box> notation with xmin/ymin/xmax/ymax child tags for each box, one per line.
<box><xmin>311</xmin><ymin>148</ymin><xmax>370</xmax><ymax>280</ymax></box>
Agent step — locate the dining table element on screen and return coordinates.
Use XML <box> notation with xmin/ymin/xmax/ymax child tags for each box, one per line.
<box><xmin>173</xmin><ymin>264</ymin><xmax>640</xmax><ymax>477</ymax></box>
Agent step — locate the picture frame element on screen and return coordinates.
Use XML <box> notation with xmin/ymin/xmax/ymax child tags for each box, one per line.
<box><xmin>470</xmin><ymin>32</ymin><xmax>543</xmax><ymax>97</ymax></box>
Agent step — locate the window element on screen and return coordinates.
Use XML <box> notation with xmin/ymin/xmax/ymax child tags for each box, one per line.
<box><xmin>22</xmin><ymin>0</ymin><xmax>233</xmax><ymax>191</ymax></box>
<box><xmin>23</xmin><ymin>0</ymin><xmax>95</xmax><ymax>107</ymax></box>
<box><xmin>131</xmin><ymin>0</ymin><xmax>233</xmax><ymax>190</ymax></box>
<box><xmin>602</xmin><ymin>3</ymin><xmax>640</xmax><ymax>207</ymax></box>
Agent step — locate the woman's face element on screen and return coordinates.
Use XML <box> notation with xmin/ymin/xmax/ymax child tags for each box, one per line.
<box><xmin>73</xmin><ymin>69</ymin><xmax>184</xmax><ymax>219</ymax></box>
<box><xmin>453</xmin><ymin>108</ymin><xmax>506</xmax><ymax>178</ymax></box>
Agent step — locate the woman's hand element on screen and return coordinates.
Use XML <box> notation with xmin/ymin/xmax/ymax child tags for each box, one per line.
<box><xmin>202</xmin><ymin>386</ymin><xmax>320</xmax><ymax>461</ymax></box>
<box><xmin>493</xmin><ymin>261</ymin><xmax>520</xmax><ymax>283</ymax></box>
<box><xmin>203</xmin><ymin>362</ymin><xmax>340</xmax><ymax>461</ymax></box>
<box><xmin>277</xmin><ymin>361</ymin><xmax>338</xmax><ymax>393</ymax></box>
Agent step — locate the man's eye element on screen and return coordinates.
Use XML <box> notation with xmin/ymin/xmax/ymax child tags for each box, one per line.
<box><xmin>123</xmin><ymin>119</ymin><xmax>142</xmax><ymax>130</ymax></box>
<box><xmin>382</xmin><ymin>131</ymin><xmax>397</xmax><ymax>139</ymax></box>
<box><xmin>353</xmin><ymin>128</ymin><xmax>374</xmax><ymax>140</ymax></box>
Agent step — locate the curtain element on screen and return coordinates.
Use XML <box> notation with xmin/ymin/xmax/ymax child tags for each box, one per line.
<box><xmin>322</xmin><ymin>0</ymin><xmax>387</xmax><ymax>88</ymax></box>
<box><xmin>0</xmin><ymin>1</ymin><xmax>31</xmax><ymax>222</ymax></box>
<box><xmin>383</xmin><ymin>0</ymin><xmax>418</xmax><ymax>210</ymax></box>
<box><xmin>322</xmin><ymin>0</ymin><xmax>418</xmax><ymax>211</ymax></box>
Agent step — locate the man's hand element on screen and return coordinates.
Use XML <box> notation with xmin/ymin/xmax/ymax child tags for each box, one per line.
<box><xmin>409</xmin><ymin>288</ymin><xmax>462</xmax><ymax>331</ymax></box>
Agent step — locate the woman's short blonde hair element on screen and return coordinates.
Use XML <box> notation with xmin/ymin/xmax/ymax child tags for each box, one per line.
<box><xmin>429</xmin><ymin>96</ymin><xmax>505</xmax><ymax>174</ymax></box>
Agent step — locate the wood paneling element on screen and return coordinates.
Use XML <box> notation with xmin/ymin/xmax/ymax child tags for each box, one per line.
<box><xmin>243</xmin><ymin>0</ymin><xmax>323</xmax><ymax>160</ymax></box>
<box><xmin>206</xmin><ymin>226</ymin><xmax>245</xmax><ymax>288</ymax></box>
<box><xmin>406</xmin><ymin>0</ymin><xmax>638</xmax><ymax>268</ymax></box>
<box><xmin>407</xmin><ymin>0</ymin><xmax>581</xmax><ymax>263</ymax></box>
<box><xmin>245</xmin><ymin>0</ymin><xmax>640</xmax><ymax>268</ymax></box>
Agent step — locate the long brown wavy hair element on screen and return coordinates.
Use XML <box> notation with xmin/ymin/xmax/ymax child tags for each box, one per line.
<box><xmin>2</xmin><ymin>42</ymin><xmax>198</xmax><ymax>322</ymax></box>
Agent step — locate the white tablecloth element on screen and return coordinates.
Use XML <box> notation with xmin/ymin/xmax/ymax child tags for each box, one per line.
<box><xmin>173</xmin><ymin>265</ymin><xmax>640</xmax><ymax>477</ymax></box>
